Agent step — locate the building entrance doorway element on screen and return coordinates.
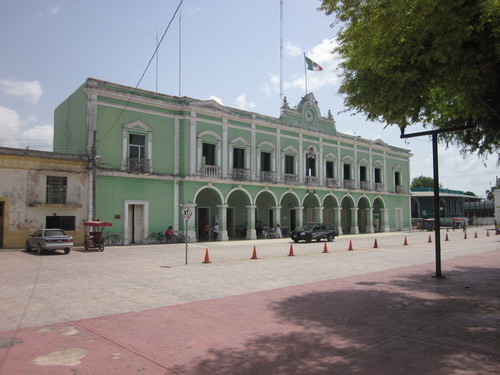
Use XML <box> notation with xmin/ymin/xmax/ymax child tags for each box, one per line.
<box><xmin>126</xmin><ymin>204</ymin><xmax>146</xmax><ymax>243</ymax></box>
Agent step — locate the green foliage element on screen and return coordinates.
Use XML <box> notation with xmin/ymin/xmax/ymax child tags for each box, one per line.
<box><xmin>411</xmin><ymin>176</ymin><xmax>442</xmax><ymax>189</ymax></box>
<box><xmin>319</xmin><ymin>0</ymin><xmax>500</xmax><ymax>156</ymax></box>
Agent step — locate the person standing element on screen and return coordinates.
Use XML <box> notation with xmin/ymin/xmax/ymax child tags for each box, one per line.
<box><xmin>275</xmin><ymin>224</ymin><xmax>282</xmax><ymax>239</ymax></box>
<box><xmin>213</xmin><ymin>222</ymin><xmax>219</xmax><ymax>241</ymax></box>
<box><xmin>165</xmin><ymin>226</ymin><xmax>173</xmax><ymax>244</ymax></box>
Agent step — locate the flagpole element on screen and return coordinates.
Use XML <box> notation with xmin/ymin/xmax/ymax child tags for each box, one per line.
<box><xmin>178</xmin><ymin>6</ymin><xmax>182</xmax><ymax>97</ymax></box>
<box><xmin>279</xmin><ymin>0</ymin><xmax>284</xmax><ymax>107</ymax></box>
<box><xmin>303</xmin><ymin>52</ymin><xmax>308</xmax><ymax>94</ymax></box>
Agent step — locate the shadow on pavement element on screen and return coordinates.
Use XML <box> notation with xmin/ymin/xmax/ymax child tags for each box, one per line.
<box><xmin>176</xmin><ymin>266</ymin><xmax>500</xmax><ymax>374</ymax></box>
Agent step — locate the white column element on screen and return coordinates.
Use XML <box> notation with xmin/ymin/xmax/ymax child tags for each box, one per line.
<box><xmin>333</xmin><ymin>207</ymin><xmax>343</xmax><ymax>235</ymax></box>
<box><xmin>296</xmin><ymin>206</ymin><xmax>304</xmax><ymax>229</ymax></box>
<box><xmin>217</xmin><ymin>204</ymin><xmax>229</xmax><ymax>241</ymax></box>
<box><xmin>365</xmin><ymin>208</ymin><xmax>374</xmax><ymax>233</ymax></box>
<box><xmin>350</xmin><ymin>207</ymin><xmax>359</xmax><ymax>234</ymax></box>
<box><xmin>272</xmin><ymin>205</ymin><xmax>282</xmax><ymax>227</ymax></box>
<box><xmin>246</xmin><ymin>205</ymin><xmax>257</xmax><ymax>240</ymax></box>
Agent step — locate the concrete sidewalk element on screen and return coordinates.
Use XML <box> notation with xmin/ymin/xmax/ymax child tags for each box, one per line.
<box><xmin>1</xmin><ymin>244</ymin><xmax>499</xmax><ymax>374</ymax></box>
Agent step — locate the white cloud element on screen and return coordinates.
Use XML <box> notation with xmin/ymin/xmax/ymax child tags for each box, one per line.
<box><xmin>0</xmin><ymin>79</ymin><xmax>43</xmax><ymax>104</ymax></box>
<box><xmin>187</xmin><ymin>6</ymin><xmax>202</xmax><ymax>15</ymax></box>
<box><xmin>209</xmin><ymin>95</ymin><xmax>223</xmax><ymax>105</ymax></box>
<box><xmin>0</xmin><ymin>106</ymin><xmax>22</xmax><ymax>148</ymax></box>
<box><xmin>262</xmin><ymin>74</ymin><xmax>280</xmax><ymax>96</ymax></box>
<box><xmin>234</xmin><ymin>92</ymin><xmax>256</xmax><ymax>111</ymax></box>
<box><xmin>284</xmin><ymin>42</ymin><xmax>302</xmax><ymax>57</ymax></box>
<box><xmin>0</xmin><ymin>106</ymin><xmax>52</xmax><ymax>150</ymax></box>
<box><xmin>265</xmin><ymin>38</ymin><xmax>340</xmax><ymax>94</ymax></box>
<box><xmin>21</xmin><ymin>125</ymin><xmax>53</xmax><ymax>150</ymax></box>
<box><xmin>40</xmin><ymin>4</ymin><xmax>61</xmax><ymax>17</ymax></box>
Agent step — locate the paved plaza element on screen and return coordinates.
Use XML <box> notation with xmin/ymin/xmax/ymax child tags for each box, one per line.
<box><xmin>0</xmin><ymin>229</ymin><xmax>499</xmax><ymax>374</ymax></box>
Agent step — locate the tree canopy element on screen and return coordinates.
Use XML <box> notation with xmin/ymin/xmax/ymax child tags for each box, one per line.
<box><xmin>411</xmin><ymin>176</ymin><xmax>443</xmax><ymax>189</ymax></box>
<box><xmin>319</xmin><ymin>0</ymin><xmax>500</xmax><ymax>156</ymax></box>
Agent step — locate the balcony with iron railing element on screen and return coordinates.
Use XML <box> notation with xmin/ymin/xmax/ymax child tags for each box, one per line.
<box><xmin>360</xmin><ymin>181</ymin><xmax>371</xmax><ymax>191</ymax></box>
<box><xmin>259</xmin><ymin>171</ymin><xmax>277</xmax><ymax>184</ymax></box>
<box><xmin>127</xmin><ymin>158</ymin><xmax>151</xmax><ymax>174</ymax></box>
<box><xmin>305</xmin><ymin>176</ymin><xmax>320</xmax><ymax>186</ymax></box>
<box><xmin>199</xmin><ymin>165</ymin><xmax>221</xmax><ymax>178</ymax></box>
<box><xmin>344</xmin><ymin>179</ymin><xmax>356</xmax><ymax>189</ymax></box>
<box><xmin>326</xmin><ymin>178</ymin><xmax>338</xmax><ymax>188</ymax></box>
<box><xmin>284</xmin><ymin>174</ymin><xmax>300</xmax><ymax>185</ymax></box>
<box><xmin>232</xmin><ymin>168</ymin><xmax>251</xmax><ymax>181</ymax></box>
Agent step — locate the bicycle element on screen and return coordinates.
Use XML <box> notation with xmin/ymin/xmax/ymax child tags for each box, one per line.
<box><xmin>147</xmin><ymin>231</ymin><xmax>165</xmax><ymax>244</ymax></box>
<box><xmin>172</xmin><ymin>231</ymin><xmax>190</xmax><ymax>243</ymax></box>
<box><xmin>104</xmin><ymin>231</ymin><xmax>123</xmax><ymax>246</ymax></box>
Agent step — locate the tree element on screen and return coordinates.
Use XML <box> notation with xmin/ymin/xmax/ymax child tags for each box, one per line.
<box><xmin>486</xmin><ymin>188</ymin><xmax>496</xmax><ymax>201</ymax></box>
<box><xmin>463</xmin><ymin>191</ymin><xmax>478</xmax><ymax>202</ymax></box>
<box><xmin>411</xmin><ymin>176</ymin><xmax>443</xmax><ymax>189</ymax></box>
<box><xmin>319</xmin><ymin>0</ymin><xmax>500</xmax><ymax>156</ymax></box>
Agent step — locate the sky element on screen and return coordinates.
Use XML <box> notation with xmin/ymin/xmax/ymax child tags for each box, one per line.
<box><xmin>0</xmin><ymin>0</ymin><xmax>498</xmax><ymax>198</ymax></box>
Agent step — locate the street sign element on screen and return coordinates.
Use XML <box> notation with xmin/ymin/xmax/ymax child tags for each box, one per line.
<box><xmin>183</xmin><ymin>205</ymin><xmax>192</xmax><ymax>220</ymax></box>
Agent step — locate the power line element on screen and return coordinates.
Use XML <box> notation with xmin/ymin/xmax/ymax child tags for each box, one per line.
<box><xmin>97</xmin><ymin>0</ymin><xmax>184</xmax><ymax>143</ymax></box>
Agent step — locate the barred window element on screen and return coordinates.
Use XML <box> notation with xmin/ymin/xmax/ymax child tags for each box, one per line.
<box><xmin>46</xmin><ymin>216</ymin><xmax>75</xmax><ymax>231</ymax></box>
<box><xmin>46</xmin><ymin>176</ymin><xmax>67</xmax><ymax>204</ymax></box>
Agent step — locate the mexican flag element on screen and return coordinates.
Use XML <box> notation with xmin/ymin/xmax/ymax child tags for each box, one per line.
<box><xmin>305</xmin><ymin>55</ymin><xmax>323</xmax><ymax>71</ymax></box>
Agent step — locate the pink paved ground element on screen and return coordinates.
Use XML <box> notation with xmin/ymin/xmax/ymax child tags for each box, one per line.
<box><xmin>1</xmin><ymin>249</ymin><xmax>499</xmax><ymax>374</ymax></box>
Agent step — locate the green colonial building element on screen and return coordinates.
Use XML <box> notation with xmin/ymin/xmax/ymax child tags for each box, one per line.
<box><xmin>54</xmin><ymin>78</ymin><xmax>411</xmax><ymax>244</ymax></box>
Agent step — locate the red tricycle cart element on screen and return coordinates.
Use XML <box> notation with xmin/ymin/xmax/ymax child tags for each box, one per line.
<box><xmin>84</xmin><ymin>220</ymin><xmax>112</xmax><ymax>251</ymax></box>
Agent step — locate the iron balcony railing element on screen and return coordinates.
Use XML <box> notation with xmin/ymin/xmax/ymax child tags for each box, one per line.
<box><xmin>326</xmin><ymin>178</ymin><xmax>337</xmax><ymax>188</ymax></box>
<box><xmin>259</xmin><ymin>171</ymin><xmax>277</xmax><ymax>183</ymax></box>
<box><xmin>232</xmin><ymin>168</ymin><xmax>250</xmax><ymax>181</ymax></box>
<box><xmin>127</xmin><ymin>158</ymin><xmax>151</xmax><ymax>174</ymax></box>
<box><xmin>360</xmin><ymin>181</ymin><xmax>371</xmax><ymax>191</ymax></box>
<box><xmin>344</xmin><ymin>179</ymin><xmax>356</xmax><ymax>189</ymax></box>
<box><xmin>305</xmin><ymin>176</ymin><xmax>320</xmax><ymax>186</ymax></box>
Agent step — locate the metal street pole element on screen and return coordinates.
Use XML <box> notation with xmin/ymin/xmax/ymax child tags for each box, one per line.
<box><xmin>401</xmin><ymin>124</ymin><xmax>472</xmax><ymax>279</ymax></box>
<box><xmin>432</xmin><ymin>133</ymin><xmax>442</xmax><ymax>278</ymax></box>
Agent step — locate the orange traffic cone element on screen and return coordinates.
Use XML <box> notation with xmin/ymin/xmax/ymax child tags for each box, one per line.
<box><xmin>403</xmin><ymin>236</ymin><xmax>408</xmax><ymax>246</ymax></box>
<box><xmin>427</xmin><ymin>235</ymin><xmax>432</xmax><ymax>243</ymax></box>
<box><xmin>474</xmin><ymin>231</ymin><xmax>478</xmax><ymax>238</ymax></box>
<box><xmin>348</xmin><ymin>240</ymin><xmax>353</xmax><ymax>251</ymax></box>
<box><xmin>202</xmin><ymin>248</ymin><xmax>211</xmax><ymax>264</ymax></box>
<box><xmin>464</xmin><ymin>232</ymin><xmax>468</xmax><ymax>240</ymax></box>
<box><xmin>323</xmin><ymin>242</ymin><xmax>329</xmax><ymax>253</ymax></box>
<box><xmin>486</xmin><ymin>230</ymin><xmax>490</xmax><ymax>237</ymax></box>
<box><xmin>445</xmin><ymin>233</ymin><xmax>449</xmax><ymax>241</ymax></box>
<box><xmin>251</xmin><ymin>245</ymin><xmax>258</xmax><ymax>259</ymax></box>
<box><xmin>288</xmin><ymin>243</ymin><xmax>295</xmax><ymax>257</ymax></box>
<box><xmin>373</xmin><ymin>239</ymin><xmax>378</xmax><ymax>249</ymax></box>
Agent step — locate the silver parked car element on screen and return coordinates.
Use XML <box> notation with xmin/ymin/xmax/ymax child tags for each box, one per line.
<box><xmin>26</xmin><ymin>229</ymin><xmax>73</xmax><ymax>255</ymax></box>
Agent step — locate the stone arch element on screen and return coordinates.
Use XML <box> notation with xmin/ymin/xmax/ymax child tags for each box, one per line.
<box><xmin>373</xmin><ymin>196</ymin><xmax>388</xmax><ymax>232</ymax></box>
<box><xmin>255</xmin><ymin>189</ymin><xmax>278</xmax><ymax>238</ymax></box>
<box><xmin>303</xmin><ymin>192</ymin><xmax>321</xmax><ymax>224</ymax></box>
<box><xmin>227</xmin><ymin>187</ymin><xmax>253</xmax><ymax>240</ymax></box>
<box><xmin>357</xmin><ymin>195</ymin><xmax>372</xmax><ymax>233</ymax></box>
<box><xmin>280</xmin><ymin>190</ymin><xmax>301</xmax><ymax>233</ymax></box>
<box><xmin>340</xmin><ymin>194</ymin><xmax>356</xmax><ymax>234</ymax></box>
<box><xmin>323</xmin><ymin>193</ymin><xmax>339</xmax><ymax>228</ymax></box>
<box><xmin>194</xmin><ymin>185</ymin><xmax>224</xmax><ymax>241</ymax></box>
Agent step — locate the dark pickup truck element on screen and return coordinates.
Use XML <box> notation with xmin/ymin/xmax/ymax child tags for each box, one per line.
<box><xmin>290</xmin><ymin>222</ymin><xmax>339</xmax><ymax>243</ymax></box>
